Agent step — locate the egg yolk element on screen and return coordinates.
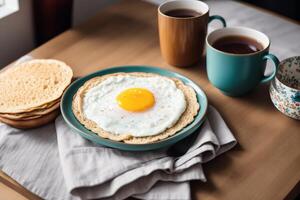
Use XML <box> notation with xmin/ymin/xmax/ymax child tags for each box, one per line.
<box><xmin>116</xmin><ymin>88</ymin><xmax>155</xmax><ymax>112</ymax></box>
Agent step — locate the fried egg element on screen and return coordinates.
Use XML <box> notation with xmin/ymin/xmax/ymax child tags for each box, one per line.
<box><xmin>83</xmin><ymin>75</ymin><xmax>186</xmax><ymax>137</ymax></box>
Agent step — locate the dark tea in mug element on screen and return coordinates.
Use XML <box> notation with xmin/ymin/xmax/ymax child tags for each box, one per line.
<box><xmin>212</xmin><ymin>35</ymin><xmax>264</xmax><ymax>54</ymax></box>
<box><xmin>165</xmin><ymin>9</ymin><xmax>202</xmax><ymax>18</ymax></box>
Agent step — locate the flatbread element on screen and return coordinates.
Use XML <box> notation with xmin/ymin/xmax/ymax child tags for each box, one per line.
<box><xmin>72</xmin><ymin>72</ymin><xmax>199</xmax><ymax>144</ymax></box>
<box><xmin>0</xmin><ymin>109</ymin><xmax>59</xmax><ymax>129</ymax></box>
<box><xmin>0</xmin><ymin>100</ymin><xmax>60</xmax><ymax>120</ymax></box>
<box><xmin>0</xmin><ymin>59</ymin><xmax>73</xmax><ymax>113</ymax></box>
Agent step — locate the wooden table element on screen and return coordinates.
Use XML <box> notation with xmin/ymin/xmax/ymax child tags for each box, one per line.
<box><xmin>1</xmin><ymin>0</ymin><xmax>300</xmax><ymax>199</ymax></box>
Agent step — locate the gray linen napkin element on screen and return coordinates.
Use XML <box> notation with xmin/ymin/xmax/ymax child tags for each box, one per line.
<box><xmin>57</xmin><ymin>105</ymin><xmax>236</xmax><ymax>200</ymax></box>
<box><xmin>0</xmin><ymin>105</ymin><xmax>236</xmax><ymax>200</ymax></box>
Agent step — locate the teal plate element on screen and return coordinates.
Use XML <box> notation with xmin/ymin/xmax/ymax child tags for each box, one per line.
<box><xmin>61</xmin><ymin>66</ymin><xmax>208</xmax><ymax>151</ymax></box>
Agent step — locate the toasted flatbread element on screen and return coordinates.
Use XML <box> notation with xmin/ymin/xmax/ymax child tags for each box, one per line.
<box><xmin>0</xmin><ymin>59</ymin><xmax>72</xmax><ymax>113</ymax></box>
<box><xmin>0</xmin><ymin>109</ymin><xmax>59</xmax><ymax>129</ymax></box>
<box><xmin>0</xmin><ymin>100</ymin><xmax>60</xmax><ymax>120</ymax></box>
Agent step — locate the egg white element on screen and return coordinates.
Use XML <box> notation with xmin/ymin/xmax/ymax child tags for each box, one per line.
<box><xmin>83</xmin><ymin>75</ymin><xmax>186</xmax><ymax>137</ymax></box>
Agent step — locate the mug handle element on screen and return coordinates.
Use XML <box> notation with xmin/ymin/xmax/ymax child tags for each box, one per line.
<box><xmin>260</xmin><ymin>54</ymin><xmax>280</xmax><ymax>83</ymax></box>
<box><xmin>292</xmin><ymin>92</ymin><xmax>300</xmax><ymax>102</ymax></box>
<box><xmin>208</xmin><ymin>15</ymin><xmax>227</xmax><ymax>27</ymax></box>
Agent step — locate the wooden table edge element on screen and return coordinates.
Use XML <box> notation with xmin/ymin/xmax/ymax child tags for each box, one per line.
<box><xmin>0</xmin><ymin>171</ymin><xmax>41</xmax><ymax>200</ymax></box>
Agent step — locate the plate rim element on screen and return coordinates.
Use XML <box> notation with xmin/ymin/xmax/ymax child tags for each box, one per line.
<box><xmin>60</xmin><ymin>65</ymin><xmax>208</xmax><ymax>151</ymax></box>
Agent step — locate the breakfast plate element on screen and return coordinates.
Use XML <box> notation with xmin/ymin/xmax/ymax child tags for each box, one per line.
<box><xmin>61</xmin><ymin>66</ymin><xmax>208</xmax><ymax>151</ymax></box>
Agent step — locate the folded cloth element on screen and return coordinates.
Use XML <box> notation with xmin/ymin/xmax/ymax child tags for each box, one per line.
<box><xmin>0</xmin><ymin>104</ymin><xmax>236</xmax><ymax>200</ymax></box>
<box><xmin>57</xmin><ymin>105</ymin><xmax>236</xmax><ymax>200</ymax></box>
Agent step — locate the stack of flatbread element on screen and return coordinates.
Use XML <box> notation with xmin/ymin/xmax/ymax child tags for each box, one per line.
<box><xmin>0</xmin><ymin>59</ymin><xmax>73</xmax><ymax>129</ymax></box>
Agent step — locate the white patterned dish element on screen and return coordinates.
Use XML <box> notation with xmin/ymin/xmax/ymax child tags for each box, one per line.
<box><xmin>270</xmin><ymin>56</ymin><xmax>300</xmax><ymax>120</ymax></box>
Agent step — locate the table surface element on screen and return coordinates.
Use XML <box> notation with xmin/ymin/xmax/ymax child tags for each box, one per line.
<box><xmin>1</xmin><ymin>0</ymin><xmax>300</xmax><ymax>200</ymax></box>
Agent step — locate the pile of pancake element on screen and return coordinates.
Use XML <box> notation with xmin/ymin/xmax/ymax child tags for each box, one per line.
<box><xmin>0</xmin><ymin>59</ymin><xmax>73</xmax><ymax>129</ymax></box>
<box><xmin>72</xmin><ymin>72</ymin><xmax>199</xmax><ymax>144</ymax></box>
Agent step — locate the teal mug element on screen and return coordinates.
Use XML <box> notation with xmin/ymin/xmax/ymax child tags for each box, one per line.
<box><xmin>206</xmin><ymin>27</ymin><xmax>280</xmax><ymax>96</ymax></box>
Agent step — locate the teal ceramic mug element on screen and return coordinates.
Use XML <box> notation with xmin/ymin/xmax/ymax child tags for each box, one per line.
<box><xmin>206</xmin><ymin>27</ymin><xmax>280</xmax><ymax>96</ymax></box>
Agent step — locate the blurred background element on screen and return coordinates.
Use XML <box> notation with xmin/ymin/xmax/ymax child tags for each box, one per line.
<box><xmin>0</xmin><ymin>0</ymin><xmax>299</xmax><ymax>68</ymax></box>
